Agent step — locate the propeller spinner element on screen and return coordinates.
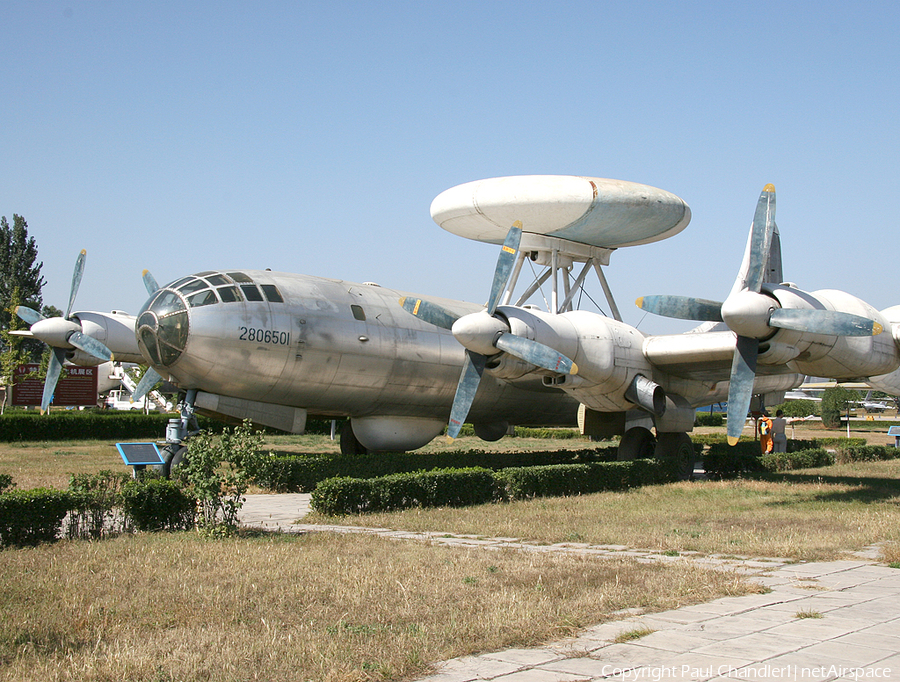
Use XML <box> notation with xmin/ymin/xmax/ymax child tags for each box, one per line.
<box><xmin>637</xmin><ymin>184</ymin><xmax>881</xmax><ymax>445</ymax></box>
<box><xmin>400</xmin><ymin>222</ymin><xmax>578</xmax><ymax>440</ymax></box>
<box><xmin>15</xmin><ymin>250</ymin><xmax>116</xmax><ymax>413</ymax></box>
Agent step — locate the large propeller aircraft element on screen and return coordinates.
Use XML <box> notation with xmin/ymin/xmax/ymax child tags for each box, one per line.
<box><xmin>15</xmin><ymin>175</ymin><xmax>900</xmax><ymax>472</ymax></box>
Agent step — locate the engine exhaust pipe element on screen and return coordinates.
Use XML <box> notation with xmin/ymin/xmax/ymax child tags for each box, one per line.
<box><xmin>625</xmin><ymin>374</ymin><xmax>667</xmax><ymax>417</ymax></box>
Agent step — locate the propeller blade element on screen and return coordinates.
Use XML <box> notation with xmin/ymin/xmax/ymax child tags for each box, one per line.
<box><xmin>399</xmin><ymin>297</ymin><xmax>460</xmax><ymax>330</ymax></box>
<box><xmin>15</xmin><ymin>306</ymin><xmax>45</xmax><ymax>326</ymax></box>
<box><xmin>636</xmin><ymin>295</ymin><xmax>723</xmax><ymax>322</ymax></box>
<box><xmin>486</xmin><ymin>222</ymin><xmax>522</xmax><ymax>315</ymax></box>
<box><xmin>142</xmin><ymin>269</ymin><xmax>160</xmax><ymax>296</ymax></box>
<box><xmin>726</xmin><ymin>335</ymin><xmax>759</xmax><ymax>445</ymax></box>
<box><xmin>744</xmin><ymin>185</ymin><xmax>776</xmax><ymax>293</ymax></box>
<box><xmin>768</xmin><ymin>308</ymin><xmax>883</xmax><ymax>337</ymax></box>
<box><xmin>42</xmin><ymin>348</ymin><xmax>66</xmax><ymax>414</ymax></box>
<box><xmin>493</xmin><ymin>333</ymin><xmax>578</xmax><ymax>375</ymax></box>
<box><xmin>68</xmin><ymin>331</ymin><xmax>114</xmax><ymax>362</ymax></box>
<box><xmin>132</xmin><ymin>367</ymin><xmax>163</xmax><ymax>402</ymax></box>
<box><xmin>66</xmin><ymin>250</ymin><xmax>87</xmax><ymax>319</ymax></box>
<box><xmin>447</xmin><ymin>351</ymin><xmax>487</xmax><ymax>440</ymax></box>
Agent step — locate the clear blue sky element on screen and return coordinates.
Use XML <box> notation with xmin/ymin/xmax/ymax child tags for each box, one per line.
<box><xmin>2</xmin><ymin>1</ymin><xmax>898</xmax><ymax>334</ymax></box>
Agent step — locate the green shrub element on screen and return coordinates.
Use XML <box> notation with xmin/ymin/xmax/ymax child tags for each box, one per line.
<box><xmin>834</xmin><ymin>444</ymin><xmax>900</xmax><ymax>464</ymax></box>
<box><xmin>703</xmin><ymin>441</ymin><xmax>766</xmax><ymax>479</ymax></box>
<box><xmin>0</xmin><ymin>487</ymin><xmax>73</xmax><ymax>546</ymax></box>
<box><xmin>67</xmin><ymin>470</ymin><xmax>131</xmax><ymax>539</ymax></box>
<box><xmin>311</xmin><ymin>468</ymin><xmax>499</xmax><ymax>515</ymax></box>
<box><xmin>759</xmin><ymin>449</ymin><xmax>834</xmax><ymax>472</ymax></box>
<box><xmin>121</xmin><ymin>479</ymin><xmax>196</xmax><ymax>531</ymax></box>
<box><xmin>0</xmin><ymin>412</ymin><xmax>175</xmax><ymax>441</ymax></box>
<box><xmin>496</xmin><ymin>459</ymin><xmax>678</xmax><ymax>500</ymax></box>
<box><xmin>256</xmin><ymin>447</ymin><xmax>620</xmax><ymax>493</ymax></box>
<box><xmin>695</xmin><ymin>412</ymin><xmax>724</xmax><ymax>427</ymax></box>
<box><xmin>0</xmin><ymin>473</ymin><xmax>13</xmax><ymax>494</ymax></box>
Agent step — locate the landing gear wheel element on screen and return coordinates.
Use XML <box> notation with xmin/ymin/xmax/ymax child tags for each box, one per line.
<box><xmin>655</xmin><ymin>432</ymin><xmax>696</xmax><ymax>480</ymax></box>
<box><xmin>340</xmin><ymin>420</ymin><xmax>368</xmax><ymax>455</ymax></box>
<box><xmin>617</xmin><ymin>427</ymin><xmax>656</xmax><ymax>461</ymax></box>
<box><xmin>161</xmin><ymin>444</ymin><xmax>187</xmax><ymax>478</ymax></box>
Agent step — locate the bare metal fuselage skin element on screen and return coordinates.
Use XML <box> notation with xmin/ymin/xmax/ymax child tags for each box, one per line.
<box><xmin>134</xmin><ymin>270</ymin><xmax>578</xmax><ymax>427</ymax></box>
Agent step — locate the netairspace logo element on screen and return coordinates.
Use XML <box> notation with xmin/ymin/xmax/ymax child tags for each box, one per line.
<box><xmin>601</xmin><ymin>664</ymin><xmax>893</xmax><ymax>681</ymax></box>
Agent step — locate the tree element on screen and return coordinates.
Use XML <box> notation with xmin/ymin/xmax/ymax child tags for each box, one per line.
<box><xmin>820</xmin><ymin>386</ymin><xmax>856</xmax><ymax>428</ymax></box>
<box><xmin>0</xmin><ymin>215</ymin><xmax>46</xmax><ymax>363</ymax></box>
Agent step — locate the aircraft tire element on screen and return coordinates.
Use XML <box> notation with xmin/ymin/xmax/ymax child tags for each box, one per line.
<box><xmin>340</xmin><ymin>420</ymin><xmax>368</xmax><ymax>456</ymax></box>
<box><xmin>161</xmin><ymin>444</ymin><xmax>187</xmax><ymax>478</ymax></box>
<box><xmin>617</xmin><ymin>427</ymin><xmax>656</xmax><ymax>461</ymax></box>
<box><xmin>655</xmin><ymin>432</ymin><xmax>695</xmax><ymax>481</ymax></box>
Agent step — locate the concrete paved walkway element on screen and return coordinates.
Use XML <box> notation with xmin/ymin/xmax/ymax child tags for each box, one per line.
<box><xmin>238</xmin><ymin>495</ymin><xmax>900</xmax><ymax>681</ymax></box>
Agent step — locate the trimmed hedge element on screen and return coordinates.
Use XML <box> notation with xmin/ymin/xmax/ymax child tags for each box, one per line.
<box><xmin>834</xmin><ymin>444</ymin><xmax>900</xmax><ymax>464</ymax></box>
<box><xmin>759</xmin><ymin>449</ymin><xmax>834</xmax><ymax>472</ymax></box>
<box><xmin>704</xmin><ymin>445</ymin><xmax>836</xmax><ymax>479</ymax></box>
<box><xmin>121</xmin><ymin>479</ymin><xmax>196</xmax><ymax>531</ymax></box>
<box><xmin>695</xmin><ymin>412</ymin><xmax>724</xmax><ymax>427</ymax></box>
<box><xmin>0</xmin><ymin>487</ymin><xmax>73</xmax><ymax>546</ymax></box>
<box><xmin>310</xmin><ymin>458</ymin><xmax>680</xmax><ymax>515</ymax></box>
<box><xmin>254</xmin><ymin>447</ymin><xmax>620</xmax><ymax>493</ymax></box>
<box><xmin>0</xmin><ymin>412</ymin><xmax>174</xmax><ymax>441</ymax></box>
<box><xmin>496</xmin><ymin>459</ymin><xmax>680</xmax><ymax>499</ymax></box>
<box><xmin>311</xmin><ymin>468</ymin><xmax>499</xmax><ymax>515</ymax></box>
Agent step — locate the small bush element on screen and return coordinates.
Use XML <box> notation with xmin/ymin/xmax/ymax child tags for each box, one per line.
<box><xmin>0</xmin><ymin>487</ymin><xmax>73</xmax><ymax>547</ymax></box>
<box><xmin>759</xmin><ymin>449</ymin><xmax>834</xmax><ymax>472</ymax></box>
<box><xmin>67</xmin><ymin>470</ymin><xmax>132</xmax><ymax>539</ymax></box>
<box><xmin>834</xmin><ymin>444</ymin><xmax>900</xmax><ymax>464</ymax></box>
<box><xmin>256</xmin><ymin>447</ymin><xmax>620</xmax><ymax>493</ymax></box>
<box><xmin>311</xmin><ymin>468</ymin><xmax>498</xmax><ymax>515</ymax></box>
<box><xmin>121</xmin><ymin>479</ymin><xmax>196</xmax><ymax>531</ymax></box>
<box><xmin>0</xmin><ymin>473</ymin><xmax>13</xmax><ymax>494</ymax></box>
<box><xmin>695</xmin><ymin>412</ymin><xmax>724</xmax><ymax>427</ymax></box>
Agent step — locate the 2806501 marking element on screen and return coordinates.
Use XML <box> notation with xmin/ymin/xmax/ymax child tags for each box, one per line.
<box><xmin>239</xmin><ymin>327</ymin><xmax>290</xmax><ymax>345</ymax></box>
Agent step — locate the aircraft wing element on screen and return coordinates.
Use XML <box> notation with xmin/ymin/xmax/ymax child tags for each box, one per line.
<box><xmin>642</xmin><ymin>330</ymin><xmax>796</xmax><ymax>383</ymax></box>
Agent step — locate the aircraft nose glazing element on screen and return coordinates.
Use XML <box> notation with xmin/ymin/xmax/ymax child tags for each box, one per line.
<box><xmin>135</xmin><ymin>289</ymin><xmax>190</xmax><ymax>367</ymax></box>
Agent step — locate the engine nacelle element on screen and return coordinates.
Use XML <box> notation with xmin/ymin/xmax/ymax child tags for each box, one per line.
<box><xmin>73</xmin><ymin>311</ymin><xmax>145</xmax><ymax>364</ymax></box>
<box><xmin>764</xmin><ymin>287</ymin><xmax>898</xmax><ymax>378</ymax></box>
<box><xmin>499</xmin><ymin>307</ymin><xmax>654</xmax><ymax>412</ymax></box>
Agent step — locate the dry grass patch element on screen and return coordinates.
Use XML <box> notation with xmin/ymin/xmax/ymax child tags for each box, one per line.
<box><xmin>0</xmin><ymin>439</ymin><xmax>126</xmax><ymax>489</ymax></box>
<box><xmin>312</xmin><ymin>460</ymin><xmax>900</xmax><ymax>562</ymax></box>
<box><xmin>0</xmin><ymin>530</ymin><xmax>760</xmax><ymax>682</ymax></box>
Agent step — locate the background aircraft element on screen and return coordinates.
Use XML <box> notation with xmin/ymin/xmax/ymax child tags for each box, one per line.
<box><xmin>15</xmin><ymin>176</ymin><xmax>900</xmax><ymax>473</ymax></box>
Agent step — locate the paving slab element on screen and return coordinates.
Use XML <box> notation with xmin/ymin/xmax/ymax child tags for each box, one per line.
<box><xmin>236</xmin><ymin>495</ymin><xmax>900</xmax><ymax>682</ymax></box>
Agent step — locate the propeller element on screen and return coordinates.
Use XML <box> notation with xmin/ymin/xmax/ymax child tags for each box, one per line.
<box><xmin>637</xmin><ymin>184</ymin><xmax>882</xmax><ymax>445</ymax></box>
<box><xmin>14</xmin><ymin>250</ymin><xmax>116</xmax><ymax>413</ymax></box>
<box><xmin>400</xmin><ymin>221</ymin><xmax>578</xmax><ymax>439</ymax></box>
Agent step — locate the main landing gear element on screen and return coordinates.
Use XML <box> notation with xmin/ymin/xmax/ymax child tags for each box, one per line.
<box><xmin>617</xmin><ymin>427</ymin><xmax>696</xmax><ymax>480</ymax></box>
<box><xmin>160</xmin><ymin>388</ymin><xmax>200</xmax><ymax>477</ymax></box>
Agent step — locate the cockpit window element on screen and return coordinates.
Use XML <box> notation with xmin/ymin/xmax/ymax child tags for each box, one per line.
<box><xmin>217</xmin><ymin>285</ymin><xmax>242</xmax><ymax>303</ymax></box>
<box><xmin>241</xmin><ymin>284</ymin><xmax>264</xmax><ymax>302</ymax></box>
<box><xmin>261</xmin><ymin>284</ymin><xmax>283</xmax><ymax>303</ymax></box>
<box><xmin>228</xmin><ymin>272</ymin><xmax>254</xmax><ymax>283</ymax></box>
<box><xmin>187</xmin><ymin>289</ymin><xmax>218</xmax><ymax>308</ymax></box>
<box><xmin>166</xmin><ymin>276</ymin><xmax>193</xmax><ymax>290</ymax></box>
<box><xmin>205</xmin><ymin>274</ymin><xmax>230</xmax><ymax>286</ymax></box>
<box><xmin>178</xmin><ymin>279</ymin><xmax>208</xmax><ymax>295</ymax></box>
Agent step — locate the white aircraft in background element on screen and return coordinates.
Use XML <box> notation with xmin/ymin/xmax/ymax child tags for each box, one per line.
<box><xmin>14</xmin><ymin>176</ymin><xmax>900</xmax><ymax>474</ymax></box>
